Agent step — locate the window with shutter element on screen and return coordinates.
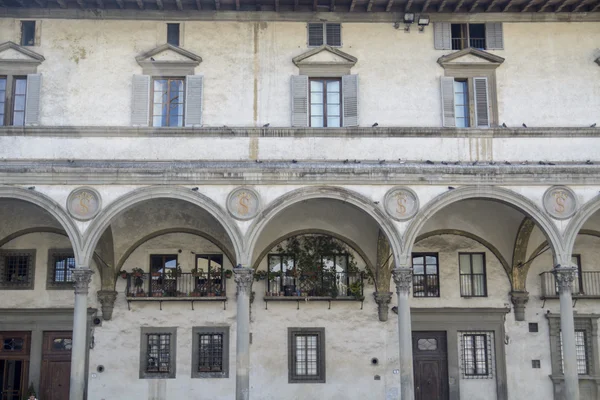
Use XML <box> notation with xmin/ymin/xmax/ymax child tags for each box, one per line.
<box><xmin>342</xmin><ymin>74</ymin><xmax>358</xmax><ymax>127</ymax></box>
<box><xmin>440</xmin><ymin>76</ymin><xmax>456</xmax><ymax>127</ymax></box>
<box><xmin>131</xmin><ymin>74</ymin><xmax>150</xmax><ymax>127</ymax></box>
<box><xmin>435</xmin><ymin>23</ymin><xmax>503</xmax><ymax>50</ymax></box>
<box><xmin>185</xmin><ymin>75</ymin><xmax>203</xmax><ymax>127</ymax></box>
<box><xmin>474</xmin><ymin>77</ymin><xmax>490</xmax><ymax>127</ymax></box>
<box><xmin>24</xmin><ymin>73</ymin><xmax>41</xmax><ymax>126</ymax></box>
<box><xmin>307</xmin><ymin>23</ymin><xmax>324</xmax><ymax>47</ymax></box>
<box><xmin>307</xmin><ymin>23</ymin><xmax>342</xmax><ymax>47</ymax></box>
<box><xmin>326</xmin><ymin>24</ymin><xmax>342</xmax><ymax>47</ymax></box>
<box><xmin>291</xmin><ymin>75</ymin><xmax>309</xmax><ymax>127</ymax></box>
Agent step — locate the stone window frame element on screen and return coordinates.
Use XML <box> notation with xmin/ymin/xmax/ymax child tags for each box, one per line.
<box><xmin>459</xmin><ymin>330</ymin><xmax>496</xmax><ymax>379</ymax></box>
<box><xmin>458</xmin><ymin>252</ymin><xmax>488</xmax><ymax>298</ymax></box>
<box><xmin>288</xmin><ymin>327</ymin><xmax>326</xmax><ymax>384</ymax></box>
<box><xmin>547</xmin><ymin>314</ymin><xmax>599</xmax><ymax>377</ymax></box>
<box><xmin>46</xmin><ymin>249</ymin><xmax>75</xmax><ymax>290</ymax></box>
<box><xmin>437</xmin><ymin>48</ymin><xmax>505</xmax><ymax>128</ymax></box>
<box><xmin>139</xmin><ymin>327</ymin><xmax>177</xmax><ymax>379</ymax></box>
<box><xmin>191</xmin><ymin>326</ymin><xmax>229</xmax><ymax>379</ymax></box>
<box><xmin>0</xmin><ymin>249</ymin><xmax>36</xmax><ymax>290</ymax></box>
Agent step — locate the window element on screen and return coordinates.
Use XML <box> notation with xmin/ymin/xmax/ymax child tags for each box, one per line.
<box><xmin>140</xmin><ymin>327</ymin><xmax>176</xmax><ymax>379</ymax></box>
<box><xmin>454</xmin><ymin>80</ymin><xmax>469</xmax><ymax>128</ymax></box>
<box><xmin>560</xmin><ymin>330</ymin><xmax>589</xmax><ymax>375</ymax></box>
<box><xmin>412</xmin><ymin>253</ymin><xmax>439</xmax><ymax>297</ymax></box>
<box><xmin>309</xmin><ymin>78</ymin><xmax>341</xmax><ymax>127</ymax></box>
<box><xmin>0</xmin><ymin>76</ymin><xmax>27</xmax><ymax>126</ymax></box>
<box><xmin>47</xmin><ymin>250</ymin><xmax>75</xmax><ymax>289</ymax></box>
<box><xmin>148</xmin><ymin>254</ymin><xmax>178</xmax><ymax>297</ymax></box>
<box><xmin>451</xmin><ymin>23</ymin><xmax>486</xmax><ymax>50</ymax></box>
<box><xmin>288</xmin><ymin>328</ymin><xmax>325</xmax><ymax>383</ymax></box>
<box><xmin>441</xmin><ymin>75</ymin><xmax>491</xmax><ymax>128</ymax></box>
<box><xmin>307</xmin><ymin>23</ymin><xmax>341</xmax><ymax>47</ymax></box>
<box><xmin>194</xmin><ymin>254</ymin><xmax>224</xmax><ymax>297</ymax></box>
<box><xmin>192</xmin><ymin>327</ymin><xmax>229</xmax><ymax>378</ymax></box>
<box><xmin>267</xmin><ymin>254</ymin><xmax>296</xmax><ymax>295</ymax></box>
<box><xmin>434</xmin><ymin>22</ymin><xmax>503</xmax><ymax>51</ymax></box>
<box><xmin>167</xmin><ymin>23</ymin><xmax>180</xmax><ymax>46</ymax></box>
<box><xmin>151</xmin><ymin>78</ymin><xmax>185</xmax><ymax>127</ymax></box>
<box><xmin>460</xmin><ymin>331</ymin><xmax>495</xmax><ymax>378</ymax></box>
<box><xmin>20</xmin><ymin>21</ymin><xmax>36</xmax><ymax>46</ymax></box>
<box><xmin>0</xmin><ymin>332</ymin><xmax>30</xmax><ymax>400</ymax></box>
<box><xmin>572</xmin><ymin>254</ymin><xmax>584</xmax><ymax>294</ymax></box>
<box><xmin>0</xmin><ymin>250</ymin><xmax>35</xmax><ymax>289</ymax></box>
<box><xmin>459</xmin><ymin>253</ymin><xmax>487</xmax><ymax>297</ymax></box>
<box><xmin>547</xmin><ymin>314</ymin><xmax>596</xmax><ymax>381</ymax></box>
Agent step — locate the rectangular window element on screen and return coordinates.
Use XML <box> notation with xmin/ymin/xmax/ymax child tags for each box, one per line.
<box><xmin>572</xmin><ymin>254</ymin><xmax>583</xmax><ymax>294</ymax></box>
<box><xmin>20</xmin><ymin>21</ymin><xmax>36</xmax><ymax>46</ymax></box>
<box><xmin>459</xmin><ymin>253</ymin><xmax>487</xmax><ymax>297</ymax></box>
<box><xmin>461</xmin><ymin>331</ymin><xmax>494</xmax><ymax>378</ymax></box>
<box><xmin>0</xmin><ymin>250</ymin><xmax>35</xmax><ymax>289</ymax></box>
<box><xmin>412</xmin><ymin>253</ymin><xmax>439</xmax><ymax>298</ymax></box>
<box><xmin>451</xmin><ymin>23</ymin><xmax>486</xmax><ymax>50</ymax></box>
<box><xmin>167</xmin><ymin>23</ymin><xmax>180</xmax><ymax>46</ymax></box>
<box><xmin>47</xmin><ymin>250</ymin><xmax>75</xmax><ymax>289</ymax></box>
<box><xmin>309</xmin><ymin>78</ymin><xmax>341</xmax><ymax>128</ymax></box>
<box><xmin>454</xmin><ymin>80</ymin><xmax>469</xmax><ymax>128</ymax></box>
<box><xmin>560</xmin><ymin>330</ymin><xmax>589</xmax><ymax>375</ymax></box>
<box><xmin>192</xmin><ymin>326</ymin><xmax>229</xmax><ymax>378</ymax></box>
<box><xmin>12</xmin><ymin>77</ymin><xmax>27</xmax><ymax>127</ymax></box>
<box><xmin>151</xmin><ymin>78</ymin><xmax>185</xmax><ymax>127</ymax></box>
<box><xmin>308</xmin><ymin>23</ymin><xmax>341</xmax><ymax>47</ymax></box>
<box><xmin>149</xmin><ymin>254</ymin><xmax>178</xmax><ymax>297</ymax></box>
<box><xmin>195</xmin><ymin>254</ymin><xmax>224</xmax><ymax>297</ymax></box>
<box><xmin>140</xmin><ymin>327</ymin><xmax>176</xmax><ymax>379</ymax></box>
<box><xmin>288</xmin><ymin>328</ymin><xmax>325</xmax><ymax>383</ymax></box>
<box><xmin>267</xmin><ymin>254</ymin><xmax>296</xmax><ymax>295</ymax></box>
<box><xmin>0</xmin><ymin>77</ymin><xmax>6</xmax><ymax>126</ymax></box>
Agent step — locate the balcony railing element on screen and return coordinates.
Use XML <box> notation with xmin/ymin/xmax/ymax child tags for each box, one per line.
<box><xmin>451</xmin><ymin>38</ymin><xmax>486</xmax><ymax>50</ymax></box>
<box><xmin>265</xmin><ymin>271</ymin><xmax>364</xmax><ymax>299</ymax></box>
<box><xmin>126</xmin><ymin>272</ymin><xmax>226</xmax><ymax>298</ymax></box>
<box><xmin>540</xmin><ymin>271</ymin><xmax>600</xmax><ymax>299</ymax></box>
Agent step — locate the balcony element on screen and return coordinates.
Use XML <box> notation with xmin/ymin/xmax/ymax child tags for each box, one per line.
<box><xmin>451</xmin><ymin>38</ymin><xmax>486</xmax><ymax>50</ymax></box>
<box><xmin>125</xmin><ymin>271</ymin><xmax>228</xmax><ymax>309</ymax></box>
<box><xmin>263</xmin><ymin>271</ymin><xmax>364</xmax><ymax>309</ymax></box>
<box><xmin>540</xmin><ymin>271</ymin><xmax>600</xmax><ymax>300</ymax></box>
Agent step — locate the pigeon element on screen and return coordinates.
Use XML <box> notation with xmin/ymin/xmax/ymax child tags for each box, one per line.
<box><xmin>343</xmin><ymin>159</ymin><xmax>349</xmax><ymax>164</ymax></box>
<box><xmin>501</xmin><ymin>123</ymin><xmax>507</xmax><ymax>128</ymax></box>
<box><xmin>504</xmin><ymin>161</ymin><xmax>511</xmax><ymax>165</ymax></box>
<box><xmin>292</xmin><ymin>160</ymin><xmax>297</xmax><ymax>163</ymax></box>
<box><xmin>522</xmin><ymin>123</ymin><xmax>527</xmax><ymax>128</ymax></box>
<box><xmin>372</xmin><ymin>123</ymin><xmax>379</xmax><ymax>127</ymax></box>
<box><xmin>374</xmin><ymin>201</ymin><xmax>380</xmax><ymax>205</ymax></box>
<box><xmin>472</xmin><ymin>161</ymin><xmax>478</xmax><ymax>166</ymax></box>
<box><xmin>27</xmin><ymin>186</ymin><xmax>35</xmax><ymax>190</ymax></box>
<box><xmin>448</xmin><ymin>186</ymin><xmax>455</xmax><ymax>190</ymax></box>
<box><xmin>586</xmin><ymin>160</ymin><xmax>593</xmax><ymax>165</ymax></box>
<box><xmin>150</xmin><ymin>57</ymin><xmax>156</xmax><ymax>61</ymax></box>
<box><xmin>548</xmin><ymin>162</ymin><xmax>555</xmax><ymax>165</ymax></box>
<box><xmin>489</xmin><ymin>161</ymin><xmax>496</xmax><ymax>165</ymax></box>
<box><xmin>191</xmin><ymin>187</ymin><xmax>199</xmax><ymax>191</ymax></box>
<box><xmin>441</xmin><ymin>161</ymin><xmax>448</xmax><ymax>165</ymax></box>
<box><xmin>263</xmin><ymin>123</ymin><xmax>270</xmax><ymax>127</ymax></box>
<box><xmin>521</xmin><ymin>160</ymin><xmax>529</xmax><ymax>165</ymax></box>
<box><xmin>539</xmin><ymin>161</ymin><xmax>546</xmax><ymax>165</ymax></box>
<box><xmin>379</xmin><ymin>160</ymin><xmax>385</xmax><ymax>164</ymax></box>
<box><xmin>255</xmin><ymin>160</ymin><xmax>262</xmax><ymax>163</ymax></box>
<box><xmin>591</xmin><ymin>123</ymin><xmax>596</xmax><ymax>128</ymax></box>
<box><xmin>425</xmin><ymin>160</ymin><xmax>434</xmax><ymax>165</ymax></box>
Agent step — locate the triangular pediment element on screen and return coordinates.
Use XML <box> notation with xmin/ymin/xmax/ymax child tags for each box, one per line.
<box><xmin>0</xmin><ymin>41</ymin><xmax>45</xmax><ymax>64</ymax></box>
<box><xmin>136</xmin><ymin>44</ymin><xmax>202</xmax><ymax>75</ymax></box>
<box><xmin>437</xmin><ymin>48</ymin><xmax>504</xmax><ymax>68</ymax></box>
<box><xmin>293</xmin><ymin>45</ymin><xmax>357</xmax><ymax>67</ymax></box>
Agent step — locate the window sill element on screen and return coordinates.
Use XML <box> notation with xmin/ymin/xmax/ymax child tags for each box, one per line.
<box><xmin>264</xmin><ymin>295</ymin><xmax>362</xmax><ymax>301</ymax></box>
<box><xmin>125</xmin><ymin>296</ymin><xmax>228</xmax><ymax>311</ymax></box>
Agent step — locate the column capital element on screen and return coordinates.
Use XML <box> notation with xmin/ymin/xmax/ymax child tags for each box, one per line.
<box><xmin>510</xmin><ymin>291</ymin><xmax>529</xmax><ymax>321</ymax></box>
<box><xmin>72</xmin><ymin>268</ymin><xmax>94</xmax><ymax>295</ymax></box>
<box><xmin>234</xmin><ymin>267</ymin><xmax>254</xmax><ymax>295</ymax></box>
<box><xmin>373</xmin><ymin>291</ymin><xmax>393</xmax><ymax>322</ymax></box>
<box><xmin>392</xmin><ymin>268</ymin><xmax>413</xmax><ymax>295</ymax></box>
<box><xmin>553</xmin><ymin>265</ymin><xmax>577</xmax><ymax>294</ymax></box>
<box><xmin>97</xmin><ymin>290</ymin><xmax>118</xmax><ymax>321</ymax></box>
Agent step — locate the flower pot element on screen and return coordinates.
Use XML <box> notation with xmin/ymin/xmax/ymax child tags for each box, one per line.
<box><xmin>151</xmin><ymin>272</ymin><xmax>161</xmax><ymax>277</ymax></box>
<box><xmin>120</xmin><ymin>273</ymin><xmax>128</xmax><ymax>279</ymax></box>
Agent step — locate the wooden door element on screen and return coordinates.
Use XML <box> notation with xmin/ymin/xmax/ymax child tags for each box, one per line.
<box><xmin>0</xmin><ymin>332</ymin><xmax>30</xmax><ymax>400</ymax></box>
<box><xmin>413</xmin><ymin>331</ymin><xmax>449</xmax><ymax>400</ymax></box>
<box><xmin>40</xmin><ymin>332</ymin><xmax>72</xmax><ymax>400</ymax></box>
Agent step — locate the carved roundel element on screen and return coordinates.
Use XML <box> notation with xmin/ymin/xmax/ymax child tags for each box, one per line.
<box><xmin>66</xmin><ymin>187</ymin><xmax>102</xmax><ymax>221</ymax></box>
<box><xmin>227</xmin><ymin>187</ymin><xmax>261</xmax><ymax>220</ymax></box>
<box><xmin>543</xmin><ymin>186</ymin><xmax>577</xmax><ymax>220</ymax></box>
<box><xmin>384</xmin><ymin>187</ymin><xmax>419</xmax><ymax>221</ymax></box>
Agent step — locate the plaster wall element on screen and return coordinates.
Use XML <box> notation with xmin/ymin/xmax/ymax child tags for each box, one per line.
<box><xmin>0</xmin><ymin>199</ymin><xmax>63</xmax><ymax>239</ymax></box>
<box><xmin>0</xmin><ymin>232</ymin><xmax>100</xmax><ymax>308</ymax></box>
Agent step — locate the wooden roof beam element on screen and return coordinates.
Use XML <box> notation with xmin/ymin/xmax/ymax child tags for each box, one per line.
<box><xmin>453</xmin><ymin>0</ymin><xmax>465</xmax><ymax>11</ymax></box>
<box><xmin>405</xmin><ymin>0</ymin><xmax>413</xmax><ymax>10</ymax></box>
<box><xmin>469</xmin><ymin>0</ymin><xmax>480</xmax><ymax>11</ymax></box>
<box><xmin>349</xmin><ymin>0</ymin><xmax>357</xmax><ymax>10</ymax></box>
<box><xmin>115</xmin><ymin>0</ymin><xmax>124</xmax><ymax>8</ymax></box>
<box><xmin>156</xmin><ymin>0</ymin><xmax>163</xmax><ymax>9</ymax></box>
<box><xmin>56</xmin><ymin>0</ymin><xmax>67</xmax><ymax>7</ymax></box>
<box><xmin>554</xmin><ymin>0</ymin><xmax>571</xmax><ymax>11</ymax></box>
<box><xmin>313</xmin><ymin>0</ymin><xmax>317</xmax><ymax>11</ymax></box>
<box><xmin>235</xmin><ymin>0</ymin><xmax>240</xmax><ymax>9</ymax></box>
<box><xmin>136</xmin><ymin>0</ymin><xmax>144</xmax><ymax>9</ymax></box>
<box><xmin>329</xmin><ymin>0</ymin><xmax>334</xmax><ymax>11</ymax></box>
<box><xmin>385</xmin><ymin>0</ymin><xmax>394</xmax><ymax>10</ymax></box>
<box><xmin>572</xmin><ymin>0</ymin><xmax>588</xmax><ymax>11</ymax></box>
<box><xmin>438</xmin><ymin>0</ymin><xmax>448</xmax><ymax>11</ymax></box>
<box><xmin>421</xmin><ymin>0</ymin><xmax>431</xmax><ymax>11</ymax></box>
<box><xmin>591</xmin><ymin>0</ymin><xmax>600</xmax><ymax>10</ymax></box>
<box><xmin>175</xmin><ymin>0</ymin><xmax>183</xmax><ymax>10</ymax></box>
<box><xmin>96</xmin><ymin>0</ymin><xmax>104</xmax><ymax>7</ymax></box>
<box><xmin>519</xmin><ymin>0</ymin><xmax>535</xmax><ymax>11</ymax></box>
<box><xmin>485</xmin><ymin>0</ymin><xmax>500</xmax><ymax>11</ymax></box>
<box><xmin>366</xmin><ymin>0</ymin><xmax>374</xmax><ymax>10</ymax></box>
<box><xmin>214</xmin><ymin>0</ymin><xmax>220</xmax><ymax>9</ymax></box>
<box><xmin>538</xmin><ymin>0</ymin><xmax>553</xmax><ymax>11</ymax></box>
<box><xmin>195</xmin><ymin>0</ymin><xmax>201</xmax><ymax>8</ymax></box>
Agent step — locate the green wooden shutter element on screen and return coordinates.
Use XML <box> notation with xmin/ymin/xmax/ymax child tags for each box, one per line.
<box><xmin>485</xmin><ymin>23</ymin><xmax>504</xmax><ymax>50</ymax></box>
<box><xmin>185</xmin><ymin>75</ymin><xmax>203</xmax><ymax>127</ymax></box>
<box><xmin>24</xmin><ymin>73</ymin><xmax>42</xmax><ymax>126</ymax></box>
<box><xmin>291</xmin><ymin>75</ymin><xmax>309</xmax><ymax>127</ymax></box>
<box><xmin>342</xmin><ymin>74</ymin><xmax>359</xmax><ymax>127</ymax></box>
<box><xmin>131</xmin><ymin>75</ymin><xmax>150</xmax><ymax>127</ymax></box>
<box><xmin>440</xmin><ymin>76</ymin><xmax>456</xmax><ymax>127</ymax></box>
<box><xmin>474</xmin><ymin>77</ymin><xmax>490</xmax><ymax>128</ymax></box>
<box><xmin>434</xmin><ymin>23</ymin><xmax>452</xmax><ymax>50</ymax></box>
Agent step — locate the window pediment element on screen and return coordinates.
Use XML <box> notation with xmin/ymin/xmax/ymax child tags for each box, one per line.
<box><xmin>437</xmin><ymin>47</ymin><xmax>504</xmax><ymax>70</ymax></box>
<box><xmin>0</xmin><ymin>41</ymin><xmax>44</xmax><ymax>74</ymax></box>
<box><xmin>136</xmin><ymin>43</ymin><xmax>202</xmax><ymax>76</ymax></box>
<box><xmin>293</xmin><ymin>45</ymin><xmax>357</xmax><ymax>77</ymax></box>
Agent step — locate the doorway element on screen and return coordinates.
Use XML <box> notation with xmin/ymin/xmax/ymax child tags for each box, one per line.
<box><xmin>412</xmin><ymin>331</ymin><xmax>449</xmax><ymax>400</ymax></box>
<box><xmin>0</xmin><ymin>332</ymin><xmax>30</xmax><ymax>400</ymax></box>
<box><xmin>40</xmin><ymin>332</ymin><xmax>72</xmax><ymax>400</ymax></box>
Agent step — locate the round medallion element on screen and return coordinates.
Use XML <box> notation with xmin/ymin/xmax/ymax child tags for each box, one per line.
<box><xmin>543</xmin><ymin>186</ymin><xmax>578</xmax><ymax>220</ymax></box>
<box><xmin>384</xmin><ymin>187</ymin><xmax>419</xmax><ymax>221</ymax></box>
<box><xmin>227</xmin><ymin>187</ymin><xmax>261</xmax><ymax>220</ymax></box>
<box><xmin>66</xmin><ymin>187</ymin><xmax>102</xmax><ymax>221</ymax></box>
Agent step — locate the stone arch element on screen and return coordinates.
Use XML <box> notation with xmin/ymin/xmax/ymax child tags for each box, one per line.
<box><xmin>564</xmin><ymin>195</ymin><xmax>600</xmax><ymax>258</ymax></box>
<box><xmin>81</xmin><ymin>186</ymin><xmax>244</xmax><ymax>268</ymax></box>
<box><xmin>0</xmin><ymin>227</ymin><xmax>68</xmax><ymax>248</ymax></box>
<box><xmin>403</xmin><ymin>186</ymin><xmax>563</xmax><ymax>264</ymax></box>
<box><xmin>244</xmin><ymin>186</ymin><xmax>402</xmax><ymax>267</ymax></box>
<box><xmin>115</xmin><ymin>227</ymin><xmax>236</xmax><ymax>276</ymax></box>
<box><xmin>0</xmin><ymin>186</ymin><xmax>83</xmax><ymax>264</ymax></box>
<box><xmin>250</xmin><ymin>228</ymin><xmax>375</xmax><ymax>275</ymax></box>
<box><xmin>415</xmin><ymin>229</ymin><xmax>511</xmax><ymax>284</ymax></box>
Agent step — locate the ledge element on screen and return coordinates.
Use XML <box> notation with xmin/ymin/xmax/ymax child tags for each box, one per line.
<box><xmin>125</xmin><ymin>296</ymin><xmax>227</xmax><ymax>310</ymax></box>
<box><xmin>263</xmin><ymin>295</ymin><xmax>364</xmax><ymax>309</ymax></box>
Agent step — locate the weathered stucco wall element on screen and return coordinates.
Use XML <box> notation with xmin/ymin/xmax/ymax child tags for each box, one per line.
<box><xmin>0</xmin><ymin>20</ymin><xmax>599</xmax><ymax>128</ymax></box>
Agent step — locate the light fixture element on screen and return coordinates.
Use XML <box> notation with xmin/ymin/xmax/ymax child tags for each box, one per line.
<box><xmin>417</xmin><ymin>15</ymin><xmax>430</xmax><ymax>32</ymax></box>
<box><xmin>403</xmin><ymin>12</ymin><xmax>415</xmax><ymax>32</ymax></box>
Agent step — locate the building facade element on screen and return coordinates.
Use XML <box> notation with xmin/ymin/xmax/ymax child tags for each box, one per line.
<box><xmin>0</xmin><ymin>3</ymin><xmax>600</xmax><ymax>400</ymax></box>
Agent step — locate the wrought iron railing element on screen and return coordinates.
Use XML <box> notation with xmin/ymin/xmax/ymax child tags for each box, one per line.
<box><xmin>413</xmin><ymin>274</ymin><xmax>440</xmax><ymax>297</ymax></box>
<box><xmin>540</xmin><ymin>271</ymin><xmax>600</xmax><ymax>299</ymax></box>
<box><xmin>126</xmin><ymin>272</ymin><xmax>226</xmax><ymax>298</ymax></box>
<box><xmin>451</xmin><ymin>37</ymin><xmax>486</xmax><ymax>50</ymax></box>
<box><xmin>265</xmin><ymin>271</ymin><xmax>363</xmax><ymax>298</ymax></box>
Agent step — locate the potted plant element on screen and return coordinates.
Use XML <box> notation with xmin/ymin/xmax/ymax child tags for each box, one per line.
<box><xmin>119</xmin><ymin>270</ymin><xmax>128</xmax><ymax>279</ymax></box>
<box><xmin>131</xmin><ymin>267</ymin><xmax>144</xmax><ymax>277</ymax></box>
<box><xmin>167</xmin><ymin>266</ymin><xmax>183</xmax><ymax>279</ymax></box>
<box><xmin>151</xmin><ymin>271</ymin><xmax>161</xmax><ymax>277</ymax></box>
<box><xmin>224</xmin><ymin>269</ymin><xmax>233</xmax><ymax>279</ymax></box>
<box><xmin>191</xmin><ymin>268</ymin><xmax>204</xmax><ymax>277</ymax></box>
<box><xmin>349</xmin><ymin>280</ymin><xmax>364</xmax><ymax>300</ymax></box>
<box><xmin>254</xmin><ymin>270</ymin><xmax>267</xmax><ymax>281</ymax></box>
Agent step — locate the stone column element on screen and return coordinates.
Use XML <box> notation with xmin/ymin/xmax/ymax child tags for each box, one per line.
<box><xmin>234</xmin><ymin>267</ymin><xmax>253</xmax><ymax>400</ymax></box>
<box><xmin>70</xmin><ymin>268</ymin><xmax>94</xmax><ymax>400</ymax></box>
<box><xmin>510</xmin><ymin>291</ymin><xmax>529</xmax><ymax>321</ymax></box>
<box><xmin>392</xmin><ymin>267</ymin><xmax>414</xmax><ymax>400</ymax></box>
<box><xmin>97</xmin><ymin>290</ymin><xmax>118</xmax><ymax>321</ymax></box>
<box><xmin>553</xmin><ymin>265</ymin><xmax>580</xmax><ymax>400</ymax></box>
<box><xmin>374</xmin><ymin>292</ymin><xmax>393</xmax><ymax>322</ymax></box>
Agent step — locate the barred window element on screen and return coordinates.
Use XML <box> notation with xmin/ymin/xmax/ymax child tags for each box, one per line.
<box><xmin>140</xmin><ymin>327</ymin><xmax>176</xmax><ymax>379</ymax></box>
<box><xmin>192</xmin><ymin>327</ymin><xmax>229</xmax><ymax>378</ymax></box>
<box><xmin>47</xmin><ymin>250</ymin><xmax>75</xmax><ymax>289</ymax></box>
<box><xmin>412</xmin><ymin>253</ymin><xmax>440</xmax><ymax>298</ymax></box>
<box><xmin>560</xmin><ymin>330</ymin><xmax>589</xmax><ymax>375</ymax></box>
<box><xmin>459</xmin><ymin>253</ymin><xmax>487</xmax><ymax>297</ymax></box>
<box><xmin>199</xmin><ymin>333</ymin><xmax>223</xmax><ymax>372</ymax></box>
<box><xmin>307</xmin><ymin>23</ymin><xmax>342</xmax><ymax>47</ymax></box>
<box><xmin>288</xmin><ymin>328</ymin><xmax>325</xmax><ymax>383</ymax></box>
<box><xmin>0</xmin><ymin>250</ymin><xmax>35</xmax><ymax>289</ymax></box>
<box><xmin>460</xmin><ymin>331</ymin><xmax>495</xmax><ymax>379</ymax></box>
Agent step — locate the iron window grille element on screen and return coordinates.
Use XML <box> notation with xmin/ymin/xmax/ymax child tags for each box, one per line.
<box><xmin>0</xmin><ymin>250</ymin><xmax>35</xmax><ymax>289</ymax></box>
<box><xmin>560</xmin><ymin>329</ymin><xmax>590</xmax><ymax>375</ymax></box>
<box><xmin>146</xmin><ymin>333</ymin><xmax>171</xmax><ymax>374</ymax></box>
<box><xmin>307</xmin><ymin>23</ymin><xmax>342</xmax><ymax>47</ymax></box>
<box><xmin>192</xmin><ymin>327</ymin><xmax>229</xmax><ymax>378</ymax></box>
<box><xmin>288</xmin><ymin>328</ymin><xmax>326</xmax><ymax>383</ymax></box>
<box><xmin>47</xmin><ymin>250</ymin><xmax>75</xmax><ymax>288</ymax></box>
<box><xmin>460</xmin><ymin>331</ymin><xmax>495</xmax><ymax>379</ymax></box>
<box><xmin>151</xmin><ymin>77</ymin><xmax>185</xmax><ymax>127</ymax></box>
<box><xmin>459</xmin><ymin>253</ymin><xmax>487</xmax><ymax>297</ymax></box>
<box><xmin>411</xmin><ymin>253</ymin><xmax>440</xmax><ymax>298</ymax></box>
